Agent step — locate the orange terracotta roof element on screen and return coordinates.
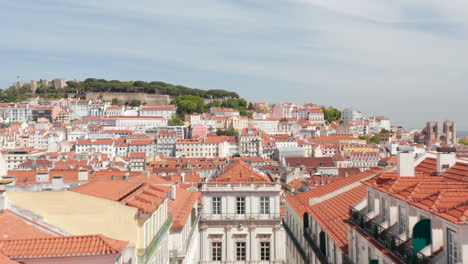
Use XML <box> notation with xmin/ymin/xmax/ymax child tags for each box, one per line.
<box><xmin>363</xmin><ymin>163</ymin><xmax>468</xmax><ymax>224</ymax></box>
<box><xmin>0</xmin><ymin>234</ymin><xmax>127</xmax><ymax>258</ymax></box>
<box><xmin>168</xmin><ymin>188</ymin><xmax>201</xmax><ymax>230</ymax></box>
<box><xmin>0</xmin><ymin>210</ymin><xmax>59</xmax><ymax>240</ymax></box>
<box><xmin>286</xmin><ymin>169</ymin><xmax>382</xmax><ymax>216</ymax></box>
<box><xmin>72</xmin><ymin>176</ymin><xmax>147</xmax><ymax>201</ymax></box>
<box><xmin>212</xmin><ymin>160</ymin><xmax>272</xmax><ymax>183</ymax></box>
<box><xmin>308</xmin><ymin>185</ymin><xmax>367</xmax><ymax>252</ymax></box>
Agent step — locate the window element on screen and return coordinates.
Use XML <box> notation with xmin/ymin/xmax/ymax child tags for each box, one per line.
<box><xmin>144</xmin><ymin>221</ymin><xmax>149</xmax><ymax>247</ymax></box>
<box><xmin>260</xmin><ymin>242</ymin><xmax>270</xmax><ymax>261</ymax></box>
<box><xmin>152</xmin><ymin>214</ymin><xmax>156</xmax><ymax>236</ymax></box>
<box><xmin>447</xmin><ymin>228</ymin><xmax>458</xmax><ymax>264</ymax></box>
<box><xmin>381</xmin><ymin>198</ymin><xmax>388</xmax><ymax>221</ymax></box>
<box><xmin>212</xmin><ymin>197</ymin><xmax>221</xmax><ymax>215</ymax></box>
<box><xmin>398</xmin><ymin>205</ymin><xmax>407</xmax><ymax>234</ymax></box>
<box><xmin>236</xmin><ymin>242</ymin><xmax>246</xmax><ymax>261</ymax></box>
<box><xmin>367</xmin><ymin>190</ymin><xmax>374</xmax><ymax>211</ymax></box>
<box><xmin>237</xmin><ymin>197</ymin><xmax>246</xmax><ymax>214</ymax></box>
<box><xmin>260</xmin><ymin>197</ymin><xmax>270</xmax><ymax>214</ymax></box>
<box><xmin>212</xmin><ymin>242</ymin><xmax>222</xmax><ymax>261</ymax></box>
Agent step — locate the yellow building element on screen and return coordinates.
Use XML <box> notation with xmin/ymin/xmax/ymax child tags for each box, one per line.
<box><xmin>8</xmin><ymin>176</ymin><xmax>173</xmax><ymax>264</ymax></box>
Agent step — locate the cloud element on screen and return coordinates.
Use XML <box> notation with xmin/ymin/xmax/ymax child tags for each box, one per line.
<box><xmin>0</xmin><ymin>0</ymin><xmax>467</xmax><ymax>129</ymax></box>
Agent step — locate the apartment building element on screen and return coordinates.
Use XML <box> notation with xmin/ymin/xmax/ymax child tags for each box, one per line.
<box><xmin>199</xmin><ymin>161</ymin><xmax>285</xmax><ymax>263</ymax></box>
<box><xmin>176</xmin><ymin>136</ymin><xmax>235</xmax><ymax>158</ymax></box>
<box><xmin>9</xmin><ymin>176</ymin><xmax>173</xmax><ymax>264</ymax></box>
<box><xmin>140</xmin><ymin>105</ymin><xmax>176</xmax><ymax>119</ymax></box>
<box><xmin>238</xmin><ymin>128</ymin><xmax>263</xmax><ymax>157</ymax></box>
<box><xmin>348</xmin><ymin>149</ymin><xmax>468</xmax><ymax>264</ymax></box>
<box><xmin>284</xmin><ymin>169</ymin><xmax>382</xmax><ymax>264</ymax></box>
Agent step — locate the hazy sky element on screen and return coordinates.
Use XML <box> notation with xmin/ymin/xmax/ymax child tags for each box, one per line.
<box><xmin>1</xmin><ymin>0</ymin><xmax>467</xmax><ymax>130</ymax></box>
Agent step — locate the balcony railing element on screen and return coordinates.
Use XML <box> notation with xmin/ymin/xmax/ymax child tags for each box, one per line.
<box><xmin>282</xmin><ymin>219</ymin><xmax>308</xmax><ymax>263</ymax></box>
<box><xmin>201</xmin><ymin>213</ymin><xmax>281</xmax><ymax>221</ymax></box>
<box><xmin>140</xmin><ymin>215</ymin><xmax>173</xmax><ymax>264</ymax></box>
<box><xmin>349</xmin><ymin>207</ymin><xmax>432</xmax><ymax>264</ymax></box>
<box><xmin>303</xmin><ymin>229</ymin><xmax>328</xmax><ymax>264</ymax></box>
<box><xmin>199</xmin><ymin>261</ymin><xmax>284</xmax><ymax>264</ymax></box>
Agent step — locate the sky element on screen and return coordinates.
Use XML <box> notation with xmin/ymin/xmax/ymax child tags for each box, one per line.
<box><xmin>1</xmin><ymin>0</ymin><xmax>467</xmax><ymax>130</ymax></box>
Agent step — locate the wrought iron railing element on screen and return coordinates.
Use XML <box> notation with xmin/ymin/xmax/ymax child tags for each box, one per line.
<box><xmin>342</xmin><ymin>253</ymin><xmax>354</xmax><ymax>264</ymax></box>
<box><xmin>349</xmin><ymin>207</ymin><xmax>432</xmax><ymax>264</ymax></box>
<box><xmin>201</xmin><ymin>213</ymin><xmax>281</xmax><ymax>220</ymax></box>
<box><xmin>281</xmin><ymin>219</ymin><xmax>308</xmax><ymax>263</ymax></box>
<box><xmin>303</xmin><ymin>229</ymin><xmax>328</xmax><ymax>264</ymax></box>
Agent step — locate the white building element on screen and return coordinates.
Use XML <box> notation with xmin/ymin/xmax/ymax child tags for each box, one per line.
<box><xmin>348</xmin><ymin>150</ymin><xmax>468</xmax><ymax>264</ymax></box>
<box><xmin>249</xmin><ymin>119</ymin><xmax>279</xmax><ymax>135</ymax></box>
<box><xmin>199</xmin><ymin>161</ymin><xmax>285</xmax><ymax>263</ymax></box>
<box><xmin>140</xmin><ymin>105</ymin><xmax>176</xmax><ymax>119</ymax></box>
<box><xmin>341</xmin><ymin>108</ymin><xmax>363</xmax><ymax>123</ymax></box>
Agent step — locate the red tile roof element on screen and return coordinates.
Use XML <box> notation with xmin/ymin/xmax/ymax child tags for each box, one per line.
<box><xmin>212</xmin><ymin>160</ymin><xmax>272</xmax><ymax>183</ymax></box>
<box><xmin>0</xmin><ymin>234</ymin><xmax>127</xmax><ymax>258</ymax></box>
<box><xmin>307</xmin><ymin>185</ymin><xmax>367</xmax><ymax>252</ymax></box>
<box><xmin>285</xmin><ymin>157</ymin><xmax>335</xmax><ymax>168</ymax></box>
<box><xmin>168</xmin><ymin>187</ymin><xmax>201</xmax><ymax>230</ymax></box>
<box><xmin>286</xmin><ymin>169</ymin><xmax>382</xmax><ymax>215</ymax></box>
<box><xmin>0</xmin><ymin>210</ymin><xmax>59</xmax><ymax>240</ymax></box>
<box><xmin>363</xmin><ymin>161</ymin><xmax>468</xmax><ymax>224</ymax></box>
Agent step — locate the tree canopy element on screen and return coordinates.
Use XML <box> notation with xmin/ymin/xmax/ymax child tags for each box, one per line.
<box><xmin>322</xmin><ymin>107</ymin><xmax>341</xmax><ymax>123</ymax></box>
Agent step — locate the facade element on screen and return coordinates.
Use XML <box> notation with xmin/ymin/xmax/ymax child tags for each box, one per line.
<box><xmin>348</xmin><ymin>150</ymin><xmax>468</xmax><ymax>264</ymax></box>
<box><xmin>341</xmin><ymin>108</ymin><xmax>363</xmax><ymax>123</ymax></box>
<box><xmin>140</xmin><ymin>105</ymin><xmax>176</xmax><ymax>119</ymax></box>
<box><xmin>238</xmin><ymin>128</ymin><xmax>263</xmax><ymax>157</ymax></box>
<box><xmin>199</xmin><ymin>161</ymin><xmax>285</xmax><ymax>263</ymax></box>
<box><xmin>9</xmin><ymin>176</ymin><xmax>173</xmax><ymax>264</ymax></box>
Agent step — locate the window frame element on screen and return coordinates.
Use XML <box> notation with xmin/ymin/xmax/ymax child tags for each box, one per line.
<box><xmin>236</xmin><ymin>196</ymin><xmax>246</xmax><ymax>215</ymax></box>
<box><xmin>447</xmin><ymin>228</ymin><xmax>458</xmax><ymax>264</ymax></box>
<box><xmin>260</xmin><ymin>241</ymin><xmax>271</xmax><ymax>261</ymax></box>
<box><xmin>211</xmin><ymin>242</ymin><xmax>222</xmax><ymax>261</ymax></box>
<box><xmin>212</xmin><ymin>197</ymin><xmax>221</xmax><ymax>215</ymax></box>
<box><xmin>260</xmin><ymin>196</ymin><xmax>270</xmax><ymax>215</ymax></box>
<box><xmin>236</xmin><ymin>241</ymin><xmax>246</xmax><ymax>261</ymax></box>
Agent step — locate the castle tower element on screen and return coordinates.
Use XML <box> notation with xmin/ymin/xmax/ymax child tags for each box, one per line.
<box><xmin>443</xmin><ymin>121</ymin><xmax>457</xmax><ymax>145</ymax></box>
<box><xmin>425</xmin><ymin>121</ymin><xmax>438</xmax><ymax>146</ymax></box>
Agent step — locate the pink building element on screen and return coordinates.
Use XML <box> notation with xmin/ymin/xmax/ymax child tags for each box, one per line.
<box><xmin>271</xmin><ymin>105</ymin><xmax>284</xmax><ymax>119</ymax></box>
<box><xmin>191</xmin><ymin>123</ymin><xmax>208</xmax><ymax>138</ymax></box>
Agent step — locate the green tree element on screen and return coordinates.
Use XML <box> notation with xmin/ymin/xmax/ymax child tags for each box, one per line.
<box><xmin>216</xmin><ymin>128</ymin><xmax>239</xmax><ymax>137</ymax></box>
<box><xmin>459</xmin><ymin>139</ymin><xmax>468</xmax><ymax>146</ymax></box>
<box><xmin>175</xmin><ymin>95</ymin><xmax>205</xmax><ymax>115</ymax></box>
<box><xmin>369</xmin><ymin>135</ymin><xmax>382</xmax><ymax>144</ymax></box>
<box><xmin>111</xmin><ymin>98</ymin><xmax>120</xmax><ymax>105</ymax></box>
<box><xmin>129</xmin><ymin>99</ymin><xmax>141</xmax><ymax>107</ymax></box>
<box><xmin>168</xmin><ymin>116</ymin><xmax>184</xmax><ymax>126</ymax></box>
<box><xmin>322</xmin><ymin>107</ymin><xmax>341</xmax><ymax>123</ymax></box>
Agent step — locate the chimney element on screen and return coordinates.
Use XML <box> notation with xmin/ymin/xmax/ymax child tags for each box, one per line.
<box><xmin>78</xmin><ymin>168</ymin><xmax>88</xmax><ymax>181</ymax></box>
<box><xmin>0</xmin><ymin>189</ymin><xmax>8</xmax><ymax>212</ymax></box>
<box><xmin>397</xmin><ymin>146</ymin><xmax>414</xmax><ymax>177</ymax></box>
<box><xmin>52</xmin><ymin>176</ymin><xmax>64</xmax><ymax>190</ymax></box>
<box><xmin>170</xmin><ymin>185</ymin><xmax>176</xmax><ymax>200</ymax></box>
<box><xmin>181</xmin><ymin>172</ymin><xmax>185</xmax><ymax>183</ymax></box>
<box><xmin>36</xmin><ymin>171</ymin><xmax>49</xmax><ymax>183</ymax></box>
<box><xmin>436</xmin><ymin>147</ymin><xmax>457</xmax><ymax>175</ymax></box>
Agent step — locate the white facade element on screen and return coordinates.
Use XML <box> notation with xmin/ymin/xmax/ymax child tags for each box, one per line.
<box><xmin>341</xmin><ymin>108</ymin><xmax>362</xmax><ymax>123</ymax></box>
<box><xmin>199</xmin><ymin>182</ymin><xmax>285</xmax><ymax>263</ymax></box>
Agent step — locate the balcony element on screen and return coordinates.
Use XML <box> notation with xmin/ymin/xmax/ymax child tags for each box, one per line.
<box><xmin>202</xmin><ymin>182</ymin><xmax>281</xmax><ymax>192</ymax></box>
<box><xmin>281</xmin><ymin>219</ymin><xmax>308</xmax><ymax>263</ymax></box>
<box><xmin>303</xmin><ymin>228</ymin><xmax>328</xmax><ymax>264</ymax></box>
<box><xmin>349</xmin><ymin>207</ymin><xmax>432</xmax><ymax>264</ymax></box>
<box><xmin>199</xmin><ymin>261</ymin><xmax>284</xmax><ymax>264</ymax></box>
<box><xmin>201</xmin><ymin>213</ymin><xmax>281</xmax><ymax>221</ymax></box>
<box><xmin>139</xmin><ymin>215</ymin><xmax>172</xmax><ymax>264</ymax></box>
<box><xmin>170</xmin><ymin>214</ymin><xmax>201</xmax><ymax>263</ymax></box>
